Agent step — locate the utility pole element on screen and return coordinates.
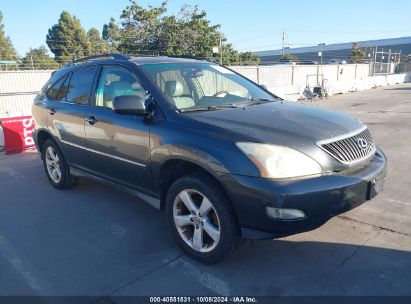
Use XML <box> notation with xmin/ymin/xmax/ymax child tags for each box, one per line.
<box><xmin>281</xmin><ymin>29</ymin><xmax>286</xmax><ymax>58</ymax></box>
<box><xmin>373</xmin><ymin>47</ymin><xmax>377</xmax><ymax>76</ymax></box>
<box><xmin>219</xmin><ymin>36</ymin><xmax>223</xmax><ymax>65</ymax></box>
<box><xmin>318</xmin><ymin>43</ymin><xmax>326</xmax><ymax>65</ymax></box>
<box><xmin>30</xmin><ymin>55</ymin><xmax>34</xmax><ymax>70</ymax></box>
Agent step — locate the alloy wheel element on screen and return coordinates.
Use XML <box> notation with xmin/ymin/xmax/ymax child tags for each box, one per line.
<box><xmin>173</xmin><ymin>189</ymin><xmax>221</xmax><ymax>253</ymax></box>
<box><xmin>45</xmin><ymin>146</ymin><xmax>62</xmax><ymax>184</ymax></box>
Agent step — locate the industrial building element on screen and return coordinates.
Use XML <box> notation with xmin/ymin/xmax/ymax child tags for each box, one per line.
<box><xmin>256</xmin><ymin>36</ymin><xmax>411</xmax><ymax>65</ymax></box>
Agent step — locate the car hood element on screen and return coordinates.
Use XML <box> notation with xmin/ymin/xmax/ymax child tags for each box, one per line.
<box><xmin>188</xmin><ymin>101</ymin><xmax>363</xmax><ymax>143</ymax></box>
<box><xmin>187</xmin><ymin>101</ymin><xmax>364</xmax><ymax>170</ymax></box>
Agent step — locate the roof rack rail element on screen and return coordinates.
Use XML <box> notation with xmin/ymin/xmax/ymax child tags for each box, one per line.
<box><xmin>168</xmin><ymin>55</ymin><xmax>206</xmax><ymax>61</ymax></box>
<box><xmin>64</xmin><ymin>53</ymin><xmax>129</xmax><ymax>67</ymax></box>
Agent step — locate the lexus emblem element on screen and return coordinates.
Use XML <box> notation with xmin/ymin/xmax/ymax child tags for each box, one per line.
<box><xmin>356</xmin><ymin>138</ymin><xmax>368</xmax><ymax>150</ymax></box>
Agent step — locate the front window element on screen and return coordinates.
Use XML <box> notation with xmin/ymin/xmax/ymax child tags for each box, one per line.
<box><xmin>95</xmin><ymin>66</ymin><xmax>148</xmax><ymax>109</ymax></box>
<box><xmin>141</xmin><ymin>63</ymin><xmax>277</xmax><ymax>111</ymax></box>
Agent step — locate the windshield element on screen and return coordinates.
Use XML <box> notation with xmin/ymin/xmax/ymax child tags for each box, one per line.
<box><xmin>141</xmin><ymin>63</ymin><xmax>278</xmax><ymax>111</ymax></box>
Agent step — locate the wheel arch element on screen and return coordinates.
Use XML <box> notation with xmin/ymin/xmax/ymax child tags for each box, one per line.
<box><xmin>158</xmin><ymin>158</ymin><xmax>233</xmax><ymax>211</ymax></box>
<box><xmin>36</xmin><ymin>129</ymin><xmax>54</xmax><ymax>156</ymax></box>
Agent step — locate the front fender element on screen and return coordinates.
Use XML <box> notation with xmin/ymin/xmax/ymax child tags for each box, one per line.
<box><xmin>150</xmin><ymin>143</ymin><xmax>230</xmax><ymax>182</ymax></box>
<box><xmin>149</xmin><ymin>124</ymin><xmax>260</xmax><ymax>185</ymax></box>
<box><xmin>147</xmin><ymin>119</ymin><xmax>260</xmax><ymax>194</ymax></box>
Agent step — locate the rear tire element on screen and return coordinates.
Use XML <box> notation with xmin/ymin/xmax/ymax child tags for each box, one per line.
<box><xmin>165</xmin><ymin>172</ymin><xmax>239</xmax><ymax>264</ymax></box>
<box><xmin>42</xmin><ymin>139</ymin><xmax>79</xmax><ymax>189</ymax></box>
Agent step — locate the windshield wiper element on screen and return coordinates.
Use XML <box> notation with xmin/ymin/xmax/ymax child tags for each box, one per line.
<box><xmin>220</xmin><ymin>98</ymin><xmax>276</xmax><ymax>108</ymax></box>
<box><xmin>249</xmin><ymin>98</ymin><xmax>277</xmax><ymax>104</ymax></box>
<box><xmin>214</xmin><ymin>104</ymin><xmax>245</xmax><ymax>109</ymax></box>
<box><xmin>180</xmin><ymin>106</ymin><xmax>220</xmax><ymax>113</ymax></box>
<box><xmin>180</xmin><ymin>104</ymin><xmax>244</xmax><ymax>112</ymax></box>
<box><xmin>180</xmin><ymin>101</ymin><xmax>273</xmax><ymax>113</ymax></box>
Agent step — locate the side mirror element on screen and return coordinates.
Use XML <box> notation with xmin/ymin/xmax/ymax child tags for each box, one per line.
<box><xmin>113</xmin><ymin>95</ymin><xmax>146</xmax><ymax>115</ymax></box>
<box><xmin>260</xmin><ymin>84</ymin><xmax>268</xmax><ymax>90</ymax></box>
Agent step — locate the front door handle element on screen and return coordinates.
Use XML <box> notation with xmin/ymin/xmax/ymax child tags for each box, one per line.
<box><xmin>49</xmin><ymin>107</ymin><xmax>56</xmax><ymax>115</ymax></box>
<box><xmin>86</xmin><ymin>116</ymin><xmax>97</xmax><ymax>125</ymax></box>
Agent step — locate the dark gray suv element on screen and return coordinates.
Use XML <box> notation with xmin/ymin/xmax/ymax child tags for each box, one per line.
<box><xmin>32</xmin><ymin>54</ymin><xmax>386</xmax><ymax>263</ymax></box>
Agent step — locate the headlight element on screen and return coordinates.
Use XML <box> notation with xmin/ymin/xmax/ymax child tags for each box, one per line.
<box><xmin>236</xmin><ymin>142</ymin><xmax>322</xmax><ymax>179</ymax></box>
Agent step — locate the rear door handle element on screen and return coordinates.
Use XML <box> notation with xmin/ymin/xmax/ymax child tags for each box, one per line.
<box><xmin>86</xmin><ymin>116</ymin><xmax>97</xmax><ymax>125</ymax></box>
<box><xmin>49</xmin><ymin>107</ymin><xmax>56</xmax><ymax>115</ymax></box>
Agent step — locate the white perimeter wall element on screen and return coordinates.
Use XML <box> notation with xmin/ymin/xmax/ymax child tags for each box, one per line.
<box><xmin>0</xmin><ymin>71</ymin><xmax>53</xmax><ymax>118</ymax></box>
<box><xmin>230</xmin><ymin>64</ymin><xmax>408</xmax><ymax>100</ymax></box>
<box><xmin>0</xmin><ymin>65</ymin><xmax>410</xmax><ymax>118</ymax></box>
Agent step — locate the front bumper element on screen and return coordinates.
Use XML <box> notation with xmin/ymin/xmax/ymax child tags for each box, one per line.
<box><xmin>219</xmin><ymin>148</ymin><xmax>387</xmax><ymax>239</ymax></box>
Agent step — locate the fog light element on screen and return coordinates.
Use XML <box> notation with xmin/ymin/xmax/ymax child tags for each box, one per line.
<box><xmin>266</xmin><ymin>207</ymin><xmax>306</xmax><ymax>220</ymax></box>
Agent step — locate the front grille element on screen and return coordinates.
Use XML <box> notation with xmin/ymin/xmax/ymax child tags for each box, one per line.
<box><xmin>319</xmin><ymin>128</ymin><xmax>375</xmax><ymax>163</ymax></box>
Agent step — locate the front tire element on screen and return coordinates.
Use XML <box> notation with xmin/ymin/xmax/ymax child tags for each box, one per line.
<box><xmin>42</xmin><ymin>139</ymin><xmax>79</xmax><ymax>189</ymax></box>
<box><xmin>166</xmin><ymin>172</ymin><xmax>239</xmax><ymax>264</ymax></box>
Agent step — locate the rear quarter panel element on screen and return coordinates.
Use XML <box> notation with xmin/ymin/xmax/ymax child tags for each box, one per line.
<box><xmin>31</xmin><ymin>94</ymin><xmax>48</xmax><ymax>143</ymax></box>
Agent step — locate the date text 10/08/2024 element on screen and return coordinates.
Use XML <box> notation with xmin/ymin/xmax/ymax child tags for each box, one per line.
<box><xmin>149</xmin><ymin>297</ymin><xmax>258</xmax><ymax>303</ymax></box>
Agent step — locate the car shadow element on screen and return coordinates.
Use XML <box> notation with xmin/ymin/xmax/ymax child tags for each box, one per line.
<box><xmin>384</xmin><ymin>86</ymin><xmax>411</xmax><ymax>91</ymax></box>
<box><xmin>167</xmin><ymin>238</ymin><xmax>411</xmax><ymax>296</ymax></box>
<box><xmin>1</xmin><ymin>156</ymin><xmax>409</xmax><ymax>297</ymax></box>
<box><xmin>73</xmin><ymin>178</ymin><xmax>411</xmax><ymax>296</ymax></box>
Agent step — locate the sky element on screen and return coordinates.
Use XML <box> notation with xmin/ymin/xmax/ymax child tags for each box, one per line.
<box><xmin>1</xmin><ymin>0</ymin><xmax>411</xmax><ymax>56</ymax></box>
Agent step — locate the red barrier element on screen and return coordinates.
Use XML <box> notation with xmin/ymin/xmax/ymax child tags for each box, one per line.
<box><xmin>0</xmin><ymin>116</ymin><xmax>35</xmax><ymax>154</ymax></box>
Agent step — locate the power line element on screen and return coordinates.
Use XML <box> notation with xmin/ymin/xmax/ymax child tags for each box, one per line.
<box><xmin>229</xmin><ymin>28</ymin><xmax>411</xmax><ymax>47</ymax></box>
<box><xmin>288</xmin><ymin>28</ymin><xmax>411</xmax><ymax>34</ymax></box>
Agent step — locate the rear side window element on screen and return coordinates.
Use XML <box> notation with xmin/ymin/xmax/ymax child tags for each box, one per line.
<box><xmin>66</xmin><ymin>67</ymin><xmax>97</xmax><ymax>105</ymax></box>
<box><xmin>46</xmin><ymin>76</ymin><xmax>67</xmax><ymax>100</ymax></box>
<box><xmin>56</xmin><ymin>74</ymin><xmax>71</xmax><ymax>101</ymax></box>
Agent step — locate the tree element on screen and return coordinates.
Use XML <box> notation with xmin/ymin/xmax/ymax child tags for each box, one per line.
<box><xmin>46</xmin><ymin>11</ymin><xmax>92</xmax><ymax>64</ymax></box>
<box><xmin>44</xmin><ymin>3</ymin><xmax>259</xmax><ymax>66</ymax></box>
<box><xmin>162</xmin><ymin>5</ymin><xmax>221</xmax><ymax>58</ymax></box>
<box><xmin>0</xmin><ymin>11</ymin><xmax>17</xmax><ymax>60</ymax></box>
<box><xmin>102</xmin><ymin>18</ymin><xmax>121</xmax><ymax>51</ymax></box>
<box><xmin>240</xmin><ymin>51</ymin><xmax>260</xmax><ymax>66</ymax></box>
<box><xmin>22</xmin><ymin>46</ymin><xmax>59</xmax><ymax>70</ymax></box>
<box><xmin>87</xmin><ymin>28</ymin><xmax>110</xmax><ymax>54</ymax></box>
<box><xmin>219</xmin><ymin>45</ymin><xmax>260</xmax><ymax>66</ymax></box>
<box><xmin>350</xmin><ymin>42</ymin><xmax>366</xmax><ymax>63</ymax></box>
<box><xmin>119</xmin><ymin>0</ymin><xmax>168</xmax><ymax>55</ymax></box>
<box><xmin>220</xmin><ymin>42</ymin><xmax>240</xmax><ymax>65</ymax></box>
<box><xmin>280</xmin><ymin>54</ymin><xmax>298</xmax><ymax>62</ymax></box>
<box><xmin>117</xmin><ymin>1</ymin><xmax>256</xmax><ymax>65</ymax></box>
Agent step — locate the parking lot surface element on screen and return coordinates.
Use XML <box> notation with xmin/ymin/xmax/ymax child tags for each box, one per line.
<box><xmin>0</xmin><ymin>83</ymin><xmax>410</xmax><ymax>298</ymax></box>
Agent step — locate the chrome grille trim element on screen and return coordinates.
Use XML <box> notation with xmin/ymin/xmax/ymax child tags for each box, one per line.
<box><xmin>317</xmin><ymin>127</ymin><xmax>376</xmax><ymax>164</ymax></box>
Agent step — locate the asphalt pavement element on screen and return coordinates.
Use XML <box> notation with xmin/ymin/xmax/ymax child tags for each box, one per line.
<box><xmin>0</xmin><ymin>83</ymin><xmax>410</xmax><ymax>298</ymax></box>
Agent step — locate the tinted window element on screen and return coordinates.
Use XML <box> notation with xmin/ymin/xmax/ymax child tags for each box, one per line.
<box><xmin>56</xmin><ymin>74</ymin><xmax>71</xmax><ymax>101</ymax></box>
<box><xmin>46</xmin><ymin>75</ymin><xmax>67</xmax><ymax>100</ymax></box>
<box><xmin>66</xmin><ymin>67</ymin><xmax>97</xmax><ymax>105</ymax></box>
<box><xmin>95</xmin><ymin>66</ymin><xmax>147</xmax><ymax>109</ymax></box>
